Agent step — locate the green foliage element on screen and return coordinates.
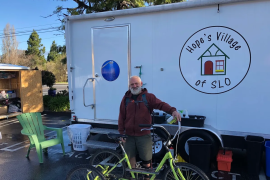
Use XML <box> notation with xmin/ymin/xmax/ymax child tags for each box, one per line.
<box><xmin>42</xmin><ymin>70</ymin><xmax>56</xmax><ymax>88</ymax></box>
<box><xmin>52</xmin><ymin>0</ymin><xmax>186</xmax><ymax>32</ymax></box>
<box><xmin>58</xmin><ymin>45</ymin><xmax>66</xmax><ymax>54</ymax></box>
<box><xmin>51</xmin><ymin>0</ymin><xmax>186</xmax><ymax>33</ymax></box>
<box><xmin>43</xmin><ymin>90</ymin><xmax>69</xmax><ymax>111</ymax></box>
<box><xmin>48</xmin><ymin>96</ymin><xmax>70</xmax><ymax>112</ymax></box>
<box><xmin>54</xmin><ymin>0</ymin><xmax>145</xmax><ymax>19</ymax></box>
<box><xmin>25</xmin><ymin>30</ymin><xmax>46</xmax><ymax>68</ymax></box>
<box><xmin>61</xmin><ymin>57</ymin><xmax>67</xmax><ymax>64</ymax></box>
<box><xmin>145</xmin><ymin>0</ymin><xmax>185</xmax><ymax>5</ymax></box>
<box><xmin>47</xmin><ymin>41</ymin><xmax>66</xmax><ymax>63</ymax></box>
<box><xmin>43</xmin><ymin>95</ymin><xmax>52</xmax><ymax>108</ymax></box>
<box><xmin>57</xmin><ymin>90</ymin><xmax>69</xmax><ymax>97</ymax></box>
<box><xmin>25</xmin><ymin>30</ymin><xmax>45</xmax><ymax>58</ymax></box>
<box><xmin>28</xmin><ymin>54</ymin><xmax>46</xmax><ymax>69</ymax></box>
<box><xmin>47</xmin><ymin>41</ymin><xmax>59</xmax><ymax>62</ymax></box>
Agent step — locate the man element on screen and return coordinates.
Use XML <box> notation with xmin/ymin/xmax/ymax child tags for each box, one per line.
<box><xmin>118</xmin><ymin>76</ymin><xmax>181</xmax><ymax>178</ymax></box>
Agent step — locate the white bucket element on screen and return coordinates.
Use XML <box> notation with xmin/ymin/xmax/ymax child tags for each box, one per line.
<box><xmin>67</xmin><ymin>124</ymin><xmax>91</xmax><ymax>151</ymax></box>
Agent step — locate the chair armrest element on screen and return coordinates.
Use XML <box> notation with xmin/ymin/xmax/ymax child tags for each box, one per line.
<box><xmin>21</xmin><ymin>130</ymin><xmax>35</xmax><ymax>136</ymax></box>
<box><xmin>44</xmin><ymin>126</ymin><xmax>62</xmax><ymax>132</ymax></box>
<box><xmin>21</xmin><ymin>130</ymin><xmax>39</xmax><ymax>144</ymax></box>
<box><xmin>44</xmin><ymin>126</ymin><xmax>63</xmax><ymax>138</ymax></box>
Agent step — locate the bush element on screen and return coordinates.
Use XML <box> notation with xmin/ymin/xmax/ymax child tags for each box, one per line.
<box><xmin>43</xmin><ymin>95</ymin><xmax>52</xmax><ymax>108</ymax></box>
<box><xmin>42</xmin><ymin>70</ymin><xmax>56</xmax><ymax>88</ymax></box>
<box><xmin>48</xmin><ymin>96</ymin><xmax>70</xmax><ymax>112</ymax></box>
<box><xmin>56</xmin><ymin>90</ymin><xmax>69</xmax><ymax>97</ymax></box>
<box><xmin>43</xmin><ymin>89</ymin><xmax>70</xmax><ymax>112</ymax></box>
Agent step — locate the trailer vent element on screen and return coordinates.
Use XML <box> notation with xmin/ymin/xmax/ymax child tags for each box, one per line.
<box><xmin>104</xmin><ymin>17</ymin><xmax>115</xmax><ymax>22</ymax></box>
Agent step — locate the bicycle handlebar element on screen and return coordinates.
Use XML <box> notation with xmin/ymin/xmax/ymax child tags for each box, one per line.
<box><xmin>171</xmin><ymin>121</ymin><xmax>181</xmax><ymax>142</ymax></box>
<box><xmin>139</xmin><ymin>121</ymin><xmax>181</xmax><ymax>132</ymax></box>
<box><xmin>139</xmin><ymin>121</ymin><xmax>181</xmax><ymax>143</ymax></box>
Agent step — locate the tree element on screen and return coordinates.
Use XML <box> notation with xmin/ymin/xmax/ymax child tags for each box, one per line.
<box><xmin>146</xmin><ymin>0</ymin><xmax>185</xmax><ymax>6</ymax></box>
<box><xmin>1</xmin><ymin>23</ymin><xmax>19</xmax><ymax>64</ymax></box>
<box><xmin>47</xmin><ymin>40</ymin><xmax>59</xmax><ymax>62</ymax></box>
<box><xmin>46</xmin><ymin>0</ymin><xmax>185</xmax><ymax>31</ymax></box>
<box><xmin>47</xmin><ymin>0</ymin><xmax>145</xmax><ymax>24</ymax></box>
<box><xmin>10</xmin><ymin>26</ymin><xmax>18</xmax><ymax>60</ymax></box>
<box><xmin>58</xmin><ymin>45</ymin><xmax>66</xmax><ymax>54</ymax></box>
<box><xmin>25</xmin><ymin>30</ymin><xmax>46</xmax><ymax>58</ymax></box>
<box><xmin>25</xmin><ymin>30</ymin><xmax>46</xmax><ymax>68</ymax></box>
<box><xmin>42</xmin><ymin>70</ymin><xmax>56</xmax><ymax>88</ymax></box>
<box><xmin>1</xmin><ymin>24</ymin><xmax>11</xmax><ymax>61</ymax></box>
<box><xmin>58</xmin><ymin>45</ymin><xmax>67</xmax><ymax>64</ymax></box>
<box><xmin>45</xmin><ymin>41</ymin><xmax>67</xmax><ymax>82</ymax></box>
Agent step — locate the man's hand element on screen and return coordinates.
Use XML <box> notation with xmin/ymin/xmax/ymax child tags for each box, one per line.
<box><xmin>120</xmin><ymin>137</ymin><xmax>126</xmax><ymax>143</ymax></box>
<box><xmin>172</xmin><ymin>111</ymin><xmax>181</xmax><ymax>121</ymax></box>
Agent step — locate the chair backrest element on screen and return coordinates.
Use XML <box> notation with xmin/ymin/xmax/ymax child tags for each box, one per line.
<box><xmin>17</xmin><ymin>112</ymin><xmax>45</xmax><ymax>141</ymax></box>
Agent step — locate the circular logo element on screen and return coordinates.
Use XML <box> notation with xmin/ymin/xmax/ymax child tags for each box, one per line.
<box><xmin>101</xmin><ymin>60</ymin><xmax>120</xmax><ymax>81</ymax></box>
<box><xmin>179</xmin><ymin>26</ymin><xmax>251</xmax><ymax>94</ymax></box>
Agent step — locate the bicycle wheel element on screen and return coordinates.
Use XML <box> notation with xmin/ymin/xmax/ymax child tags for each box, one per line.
<box><xmin>162</xmin><ymin>162</ymin><xmax>209</xmax><ymax>180</ymax></box>
<box><xmin>89</xmin><ymin>149</ymin><xmax>126</xmax><ymax>179</ymax></box>
<box><xmin>66</xmin><ymin>164</ymin><xmax>105</xmax><ymax>180</ymax></box>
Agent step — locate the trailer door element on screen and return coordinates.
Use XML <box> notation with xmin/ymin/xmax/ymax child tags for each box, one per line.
<box><xmin>20</xmin><ymin>70</ymin><xmax>44</xmax><ymax>113</ymax></box>
<box><xmin>92</xmin><ymin>24</ymin><xmax>130</xmax><ymax>120</ymax></box>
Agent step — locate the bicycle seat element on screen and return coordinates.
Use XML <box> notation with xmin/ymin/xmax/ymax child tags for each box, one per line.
<box><xmin>107</xmin><ymin>133</ymin><xmax>127</xmax><ymax>141</ymax></box>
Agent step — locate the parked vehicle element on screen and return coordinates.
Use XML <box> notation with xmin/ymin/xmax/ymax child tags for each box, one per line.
<box><xmin>65</xmin><ymin>0</ymin><xmax>270</xmax><ymax>162</ymax></box>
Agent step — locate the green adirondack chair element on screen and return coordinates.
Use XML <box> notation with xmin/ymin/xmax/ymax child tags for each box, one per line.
<box><xmin>16</xmin><ymin>112</ymin><xmax>65</xmax><ymax>163</ymax></box>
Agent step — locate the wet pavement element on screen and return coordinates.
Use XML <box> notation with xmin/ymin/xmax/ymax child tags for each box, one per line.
<box><xmin>0</xmin><ymin>112</ymin><xmax>268</xmax><ymax>180</ymax></box>
<box><xmin>0</xmin><ymin>112</ymin><xmax>92</xmax><ymax>180</ymax></box>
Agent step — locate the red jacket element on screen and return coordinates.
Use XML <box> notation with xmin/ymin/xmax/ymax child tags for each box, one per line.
<box><xmin>118</xmin><ymin>88</ymin><xmax>176</xmax><ymax>136</ymax></box>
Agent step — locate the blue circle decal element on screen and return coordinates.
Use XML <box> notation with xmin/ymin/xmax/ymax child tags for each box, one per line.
<box><xmin>101</xmin><ymin>60</ymin><xmax>120</xmax><ymax>81</ymax></box>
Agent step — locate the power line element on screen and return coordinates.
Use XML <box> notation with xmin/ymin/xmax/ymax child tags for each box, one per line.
<box><xmin>0</xmin><ymin>30</ymin><xmax>62</xmax><ymax>38</ymax></box>
<box><xmin>13</xmin><ymin>23</ymin><xmax>62</xmax><ymax>30</ymax></box>
<box><xmin>0</xmin><ymin>27</ymin><xmax>60</xmax><ymax>36</ymax></box>
<box><xmin>0</xmin><ymin>36</ymin><xmax>65</xmax><ymax>46</ymax></box>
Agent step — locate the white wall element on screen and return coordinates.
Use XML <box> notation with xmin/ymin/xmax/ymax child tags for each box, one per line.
<box><xmin>67</xmin><ymin>0</ymin><xmax>270</xmax><ymax>135</ymax></box>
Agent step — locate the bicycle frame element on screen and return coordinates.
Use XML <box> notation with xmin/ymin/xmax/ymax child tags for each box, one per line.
<box><xmin>154</xmin><ymin>151</ymin><xmax>185</xmax><ymax>180</ymax></box>
<box><xmin>87</xmin><ymin>169</ymin><xmax>101</xmax><ymax>180</ymax></box>
<box><xmin>99</xmin><ymin>142</ymin><xmax>186</xmax><ymax>180</ymax></box>
<box><xmin>99</xmin><ymin>122</ymin><xmax>184</xmax><ymax>180</ymax></box>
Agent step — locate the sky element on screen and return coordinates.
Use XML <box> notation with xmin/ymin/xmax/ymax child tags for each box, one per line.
<box><xmin>0</xmin><ymin>0</ymin><xmax>77</xmax><ymax>57</ymax></box>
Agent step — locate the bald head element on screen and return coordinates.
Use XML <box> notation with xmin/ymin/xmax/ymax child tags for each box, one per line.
<box><xmin>129</xmin><ymin>76</ymin><xmax>143</xmax><ymax>95</ymax></box>
<box><xmin>130</xmin><ymin>76</ymin><xmax>141</xmax><ymax>83</ymax></box>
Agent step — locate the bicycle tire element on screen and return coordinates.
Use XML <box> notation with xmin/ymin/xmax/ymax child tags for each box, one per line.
<box><xmin>89</xmin><ymin>149</ymin><xmax>126</xmax><ymax>178</ymax></box>
<box><xmin>162</xmin><ymin>162</ymin><xmax>210</xmax><ymax>180</ymax></box>
<box><xmin>66</xmin><ymin>164</ymin><xmax>105</xmax><ymax>180</ymax></box>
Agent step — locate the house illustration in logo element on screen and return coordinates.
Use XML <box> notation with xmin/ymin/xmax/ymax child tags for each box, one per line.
<box><xmin>197</xmin><ymin>43</ymin><xmax>230</xmax><ymax>75</ymax></box>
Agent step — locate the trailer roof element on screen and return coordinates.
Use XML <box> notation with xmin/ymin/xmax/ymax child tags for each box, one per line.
<box><xmin>0</xmin><ymin>63</ymin><xmax>30</xmax><ymax>70</ymax></box>
<box><xmin>66</xmin><ymin>0</ymin><xmax>265</xmax><ymax>21</ymax></box>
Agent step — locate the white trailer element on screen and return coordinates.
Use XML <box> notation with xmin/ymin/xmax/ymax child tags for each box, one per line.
<box><xmin>65</xmin><ymin>0</ymin><xmax>270</xmax><ymax>161</ymax></box>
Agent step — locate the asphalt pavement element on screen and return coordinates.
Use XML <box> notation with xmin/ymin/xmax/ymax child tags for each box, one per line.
<box><xmin>0</xmin><ymin>112</ymin><xmax>268</xmax><ymax>180</ymax></box>
<box><xmin>0</xmin><ymin>112</ymin><xmax>92</xmax><ymax>180</ymax></box>
<box><xmin>43</xmin><ymin>84</ymin><xmax>68</xmax><ymax>95</ymax></box>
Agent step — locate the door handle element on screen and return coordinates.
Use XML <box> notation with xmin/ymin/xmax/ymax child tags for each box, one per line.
<box><xmin>83</xmin><ymin>78</ymin><xmax>96</xmax><ymax>108</ymax></box>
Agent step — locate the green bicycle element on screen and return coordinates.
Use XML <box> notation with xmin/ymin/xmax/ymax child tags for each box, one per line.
<box><xmin>66</xmin><ymin>164</ymin><xmax>105</xmax><ymax>180</ymax></box>
<box><xmin>85</xmin><ymin>122</ymin><xmax>210</xmax><ymax>180</ymax></box>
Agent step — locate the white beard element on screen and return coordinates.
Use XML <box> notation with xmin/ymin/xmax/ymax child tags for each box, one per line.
<box><xmin>130</xmin><ymin>87</ymin><xmax>142</xmax><ymax>95</ymax></box>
